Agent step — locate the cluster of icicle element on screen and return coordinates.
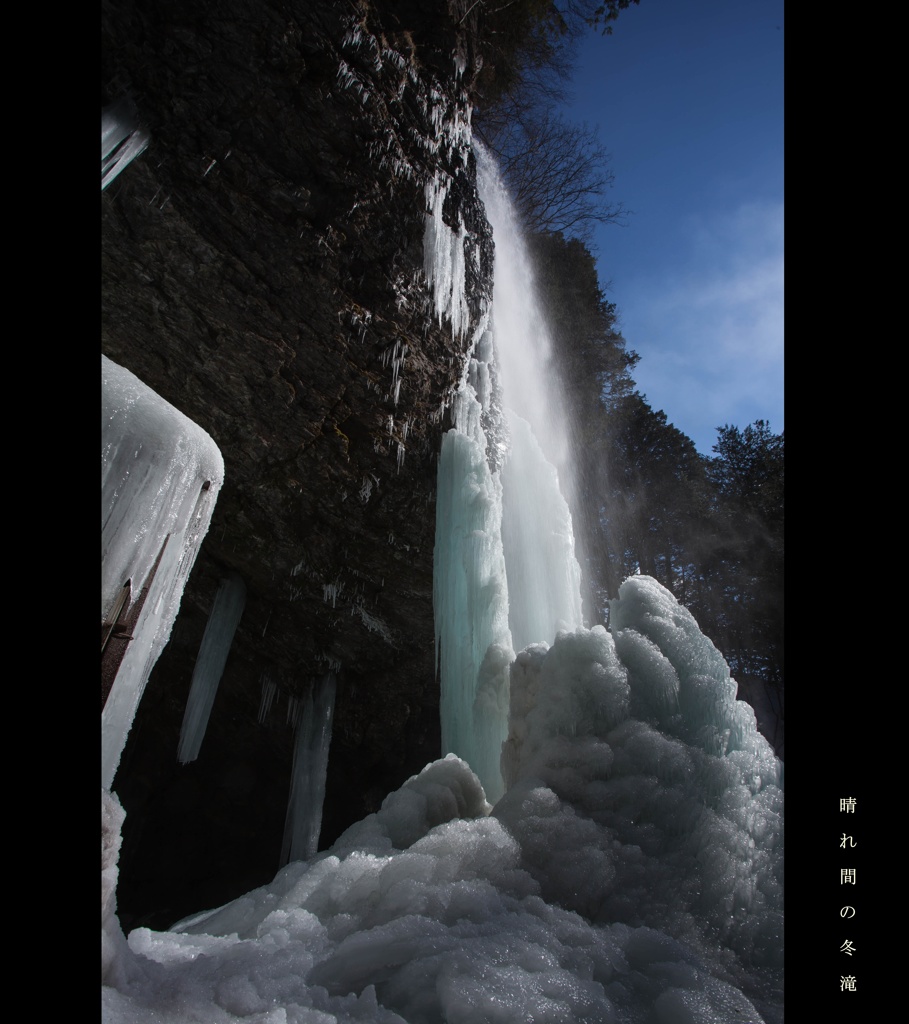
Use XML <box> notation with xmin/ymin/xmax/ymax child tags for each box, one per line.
<box><xmin>431</xmin><ymin>141</ymin><xmax>586</xmax><ymax>804</ymax></box>
<box><xmin>264</xmin><ymin>14</ymin><xmax>478</xmax><ymax>861</ymax></box>
<box><xmin>338</xmin><ymin>21</ymin><xmax>472</xmax><ymax>180</ymax></box>
<box><xmin>336</xmin><ymin>12</ymin><xmax>477</xmax><ymax>448</ymax></box>
<box><xmin>165</xmin><ymin>15</ymin><xmax>479</xmax><ymax>864</ymax></box>
<box><xmin>423</xmin><ymin>170</ymin><xmax>474</xmax><ymax>343</ymax></box>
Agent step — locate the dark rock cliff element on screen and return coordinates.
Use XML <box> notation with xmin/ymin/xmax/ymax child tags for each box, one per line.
<box><xmin>102</xmin><ymin>0</ymin><xmax>493</xmax><ymax>930</ymax></box>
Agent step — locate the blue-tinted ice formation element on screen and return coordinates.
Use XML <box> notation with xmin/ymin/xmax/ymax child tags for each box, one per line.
<box><xmin>433</xmin><ymin>143</ymin><xmax>584</xmax><ymax>802</ymax></box>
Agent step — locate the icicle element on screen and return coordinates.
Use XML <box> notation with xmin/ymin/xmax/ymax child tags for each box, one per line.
<box><xmin>102</xmin><ymin>98</ymin><xmax>150</xmax><ymax>191</ymax></box>
<box><xmin>286</xmin><ymin>696</ymin><xmax>302</xmax><ymax>729</ymax></box>
<box><xmin>257</xmin><ymin>674</ymin><xmax>277</xmax><ymax>725</ymax></box>
<box><xmin>353</xmin><ymin>604</ymin><xmax>393</xmax><ymax>643</ymax></box>
<box><xmin>358</xmin><ymin>475</ymin><xmax>378</xmax><ymax>503</ymax></box>
<box><xmin>177</xmin><ymin>573</ymin><xmax>247</xmax><ymax>763</ymax></box>
<box><xmin>280</xmin><ymin>673</ymin><xmax>337</xmax><ymax>864</ymax></box>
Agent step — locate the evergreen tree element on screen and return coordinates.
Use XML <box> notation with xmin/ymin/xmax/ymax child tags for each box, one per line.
<box><xmin>702</xmin><ymin>421</ymin><xmax>784</xmax><ymax>750</ymax></box>
<box><xmin>469</xmin><ymin>2</ymin><xmax>634</xmax><ymax>238</ymax></box>
<box><xmin>525</xmin><ymin>229</ymin><xmax>784</xmax><ymax>752</ymax></box>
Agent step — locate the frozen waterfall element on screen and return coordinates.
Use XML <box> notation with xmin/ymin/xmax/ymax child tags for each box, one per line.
<box><xmin>433</xmin><ymin>143</ymin><xmax>584</xmax><ymax>801</ymax></box>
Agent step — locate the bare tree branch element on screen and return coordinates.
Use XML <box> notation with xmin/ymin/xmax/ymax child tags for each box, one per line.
<box><xmin>476</xmin><ymin>107</ymin><xmax>626</xmax><ymax>238</ymax></box>
<box><xmin>470</xmin><ymin>1</ymin><xmax>633</xmax><ymax>238</ymax></box>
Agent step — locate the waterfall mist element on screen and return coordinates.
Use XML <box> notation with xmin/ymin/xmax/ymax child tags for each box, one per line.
<box><xmin>280</xmin><ymin>673</ymin><xmax>338</xmax><ymax>866</ymax></box>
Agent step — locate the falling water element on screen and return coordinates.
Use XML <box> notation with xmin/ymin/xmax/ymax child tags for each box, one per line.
<box><xmin>475</xmin><ymin>144</ymin><xmax>584</xmax><ymax>653</ymax></box>
<box><xmin>433</xmin><ymin>144</ymin><xmax>584</xmax><ymax>801</ymax></box>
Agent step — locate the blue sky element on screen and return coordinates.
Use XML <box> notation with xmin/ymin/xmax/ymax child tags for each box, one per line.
<box><xmin>564</xmin><ymin>0</ymin><xmax>784</xmax><ymax>455</ymax></box>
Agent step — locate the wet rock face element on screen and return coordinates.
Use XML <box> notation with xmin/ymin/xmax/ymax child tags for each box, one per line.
<box><xmin>102</xmin><ymin>0</ymin><xmax>492</xmax><ymax>930</ymax></box>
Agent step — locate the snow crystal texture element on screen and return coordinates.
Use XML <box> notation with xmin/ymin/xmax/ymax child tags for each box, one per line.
<box><xmin>103</xmin><ymin>577</ymin><xmax>782</xmax><ymax>1024</ymax></box>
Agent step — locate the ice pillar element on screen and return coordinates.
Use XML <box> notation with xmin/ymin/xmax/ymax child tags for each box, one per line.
<box><xmin>177</xmin><ymin>572</ymin><xmax>247</xmax><ymax>763</ymax></box>
<box><xmin>434</xmin><ymin>349</ymin><xmax>514</xmax><ymax>803</ymax></box>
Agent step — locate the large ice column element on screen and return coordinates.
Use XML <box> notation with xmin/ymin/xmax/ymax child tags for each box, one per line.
<box><xmin>281</xmin><ymin>673</ymin><xmax>337</xmax><ymax>865</ymax></box>
<box><xmin>102</xmin><ymin>355</ymin><xmax>224</xmax><ymax>790</ymax></box>
<box><xmin>434</xmin><ymin>345</ymin><xmax>514</xmax><ymax>803</ymax></box>
<box><xmin>177</xmin><ymin>572</ymin><xmax>247</xmax><ymax>764</ymax></box>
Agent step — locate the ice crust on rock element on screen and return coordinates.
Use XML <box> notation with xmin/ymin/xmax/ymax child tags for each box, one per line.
<box><xmin>102</xmin><ymin>355</ymin><xmax>224</xmax><ymax>790</ymax></box>
<box><xmin>281</xmin><ymin>673</ymin><xmax>338</xmax><ymax>866</ymax></box>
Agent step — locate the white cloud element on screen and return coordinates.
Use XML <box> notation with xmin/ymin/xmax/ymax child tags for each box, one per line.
<box><xmin>621</xmin><ymin>200</ymin><xmax>784</xmax><ymax>450</ymax></box>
